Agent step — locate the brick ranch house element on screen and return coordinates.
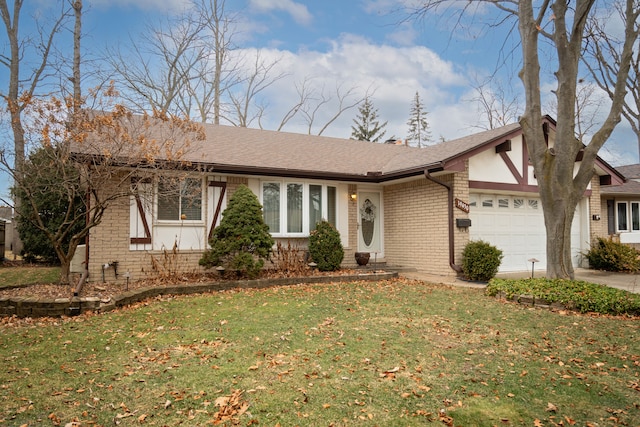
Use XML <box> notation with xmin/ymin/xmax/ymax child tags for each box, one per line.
<box><xmin>73</xmin><ymin>115</ymin><xmax>623</xmax><ymax>283</ymax></box>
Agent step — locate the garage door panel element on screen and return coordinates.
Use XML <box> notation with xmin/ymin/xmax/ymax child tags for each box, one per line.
<box><xmin>469</xmin><ymin>194</ymin><xmax>582</xmax><ymax>272</ymax></box>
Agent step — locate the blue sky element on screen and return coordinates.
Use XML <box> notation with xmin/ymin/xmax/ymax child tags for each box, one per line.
<box><xmin>1</xmin><ymin>0</ymin><xmax>637</xmax><ymax>200</ymax></box>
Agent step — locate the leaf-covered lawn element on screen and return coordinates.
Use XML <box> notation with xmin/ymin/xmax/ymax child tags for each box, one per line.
<box><xmin>1</xmin><ymin>278</ymin><xmax>638</xmax><ymax>426</ymax></box>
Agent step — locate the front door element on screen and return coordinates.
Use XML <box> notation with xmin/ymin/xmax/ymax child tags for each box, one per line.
<box><xmin>357</xmin><ymin>191</ymin><xmax>383</xmax><ymax>256</ymax></box>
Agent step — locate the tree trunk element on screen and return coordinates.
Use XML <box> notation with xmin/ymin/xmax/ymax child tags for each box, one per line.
<box><xmin>540</xmin><ymin>188</ymin><xmax>579</xmax><ymax>279</ymax></box>
<box><xmin>73</xmin><ymin>0</ymin><xmax>82</xmax><ymax>105</ymax></box>
<box><xmin>59</xmin><ymin>259</ymin><xmax>72</xmax><ymax>285</ymax></box>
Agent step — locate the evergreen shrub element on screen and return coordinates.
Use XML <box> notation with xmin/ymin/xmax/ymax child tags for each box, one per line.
<box><xmin>13</xmin><ymin>146</ymin><xmax>85</xmax><ymax>264</ymax></box>
<box><xmin>308</xmin><ymin>220</ymin><xmax>344</xmax><ymax>271</ymax></box>
<box><xmin>199</xmin><ymin>185</ymin><xmax>274</xmax><ymax>278</ymax></box>
<box><xmin>486</xmin><ymin>277</ymin><xmax>640</xmax><ymax>315</ymax></box>
<box><xmin>583</xmin><ymin>237</ymin><xmax>640</xmax><ymax>272</ymax></box>
<box><xmin>461</xmin><ymin>240</ymin><xmax>503</xmax><ymax>282</ymax></box>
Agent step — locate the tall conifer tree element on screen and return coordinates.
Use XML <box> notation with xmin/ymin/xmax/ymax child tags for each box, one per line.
<box><xmin>350</xmin><ymin>97</ymin><xmax>387</xmax><ymax>142</ymax></box>
<box><xmin>406</xmin><ymin>91</ymin><xmax>431</xmax><ymax>148</ymax></box>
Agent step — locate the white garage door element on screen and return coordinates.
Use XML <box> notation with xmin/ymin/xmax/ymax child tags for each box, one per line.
<box><xmin>469</xmin><ymin>194</ymin><xmax>582</xmax><ymax>272</ymax></box>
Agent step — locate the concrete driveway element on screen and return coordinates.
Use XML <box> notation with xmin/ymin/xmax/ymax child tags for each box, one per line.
<box><xmin>401</xmin><ymin>268</ymin><xmax>640</xmax><ymax>294</ymax></box>
<box><xmin>572</xmin><ymin>268</ymin><xmax>640</xmax><ymax>294</ymax></box>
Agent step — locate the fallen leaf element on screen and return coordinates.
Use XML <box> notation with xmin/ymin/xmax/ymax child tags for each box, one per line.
<box><xmin>212</xmin><ymin>389</ymin><xmax>249</xmax><ymax>423</ymax></box>
<box><xmin>546</xmin><ymin>402</ymin><xmax>558</xmax><ymax>412</ymax></box>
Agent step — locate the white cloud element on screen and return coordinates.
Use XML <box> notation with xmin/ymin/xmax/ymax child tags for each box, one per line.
<box><xmin>384</xmin><ymin>21</ymin><xmax>418</xmax><ymax>46</ymax></box>
<box><xmin>248</xmin><ymin>0</ymin><xmax>313</xmax><ymax>25</ymax></box>
<box><xmin>233</xmin><ymin>35</ymin><xmax>473</xmax><ymax>142</ymax></box>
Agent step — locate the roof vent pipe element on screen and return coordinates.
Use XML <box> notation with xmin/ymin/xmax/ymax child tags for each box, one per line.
<box><xmin>424</xmin><ymin>169</ymin><xmax>462</xmax><ymax>274</ymax></box>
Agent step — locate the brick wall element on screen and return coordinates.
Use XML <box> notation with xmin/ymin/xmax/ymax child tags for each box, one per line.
<box><xmin>589</xmin><ymin>175</ymin><xmax>606</xmax><ymax>242</ymax></box>
<box><xmin>89</xmin><ymin>170</ymin><xmax>475</xmax><ymax>281</ymax></box>
<box><xmin>88</xmin><ymin>172</ymin><xmax>131</xmax><ymax>282</ymax></box>
<box><xmin>88</xmin><ymin>173</ymin><xmax>207</xmax><ymax>283</ymax></box>
<box><xmin>345</xmin><ymin>184</ymin><xmax>359</xmax><ymax>264</ymax></box>
<box><xmin>383</xmin><ymin>175</ymin><xmax>454</xmax><ymax>275</ymax></box>
<box><xmin>451</xmin><ymin>163</ymin><xmax>471</xmax><ymax>267</ymax></box>
<box><xmin>227</xmin><ymin>176</ymin><xmax>249</xmax><ymax>198</ymax></box>
<box><xmin>382</xmin><ymin>167</ymin><xmax>470</xmax><ymax>276</ymax></box>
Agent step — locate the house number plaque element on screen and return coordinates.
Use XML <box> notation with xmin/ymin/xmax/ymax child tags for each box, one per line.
<box><xmin>454</xmin><ymin>198</ymin><xmax>470</xmax><ymax>213</ymax></box>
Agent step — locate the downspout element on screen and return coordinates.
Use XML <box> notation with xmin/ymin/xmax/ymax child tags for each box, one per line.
<box><xmin>424</xmin><ymin>168</ymin><xmax>462</xmax><ymax>274</ymax></box>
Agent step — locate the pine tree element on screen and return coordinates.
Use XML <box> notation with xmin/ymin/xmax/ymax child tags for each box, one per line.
<box><xmin>350</xmin><ymin>97</ymin><xmax>387</xmax><ymax>142</ymax></box>
<box><xmin>199</xmin><ymin>185</ymin><xmax>274</xmax><ymax>278</ymax></box>
<box><xmin>406</xmin><ymin>91</ymin><xmax>432</xmax><ymax>148</ymax></box>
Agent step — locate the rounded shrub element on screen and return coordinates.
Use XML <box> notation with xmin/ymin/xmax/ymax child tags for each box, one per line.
<box><xmin>308</xmin><ymin>220</ymin><xmax>344</xmax><ymax>271</ymax></box>
<box><xmin>584</xmin><ymin>237</ymin><xmax>640</xmax><ymax>272</ymax></box>
<box><xmin>461</xmin><ymin>240</ymin><xmax>503</xmax><ymax>282</ymax></box>
<box><xmin>199</xmin><ymin>185</ymin><xmax>274</xmax><ymax>279</ymax></box>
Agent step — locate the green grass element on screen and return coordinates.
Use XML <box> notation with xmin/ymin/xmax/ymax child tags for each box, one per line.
<box><xmin>0</xmin><ymin>264</ymin><xmax>60</xmax><ymax>288</ymax></box>
<box><xmin>1</xmin><ymin>278</ymin><xmax>638</xmax><ymax>426</ymax></box>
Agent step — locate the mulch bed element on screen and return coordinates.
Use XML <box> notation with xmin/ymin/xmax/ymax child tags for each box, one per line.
<box><xmin>0</xmin><ymin>269</ymin><xmax>368</xmax><ymax>301</ymax></box>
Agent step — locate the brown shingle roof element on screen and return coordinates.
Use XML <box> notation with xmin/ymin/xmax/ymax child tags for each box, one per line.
<box><xmin>600</xmin><ymin>179</ymin><xmax>640</xmax><ymax>196</ymax></box>
<box><xmin>181</xmin><ymin>122</ymin><xmax>522</xmax><ymax>181</ymax></box>
<box><xmin>81</xmin><ymin>115</ymin><xmax>619</xmax><ymax>183</ymax></box>
<box><xmin>615</xmin><ymin>164</ymin><xmax>640</xmax><ymax>179</ymax></box>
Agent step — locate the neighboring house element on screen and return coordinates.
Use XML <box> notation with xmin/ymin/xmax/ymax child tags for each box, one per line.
<box><xmin>600</xmin><ymin>164</ymin><xmax>640</xmax><ymax>250</ymax></box>
<box><xmin>76</xmin><ymin>115</ymin><xmax>622</xmax><ymax>282</ymax></box>
<box><xmin>0</xmin><ymin>206</ymin><xmax>13</xmax><ymax>258</ymax></box>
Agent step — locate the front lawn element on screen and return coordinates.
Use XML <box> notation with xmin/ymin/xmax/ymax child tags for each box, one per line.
<box><xmin>1</xmin><ymin>278</ymin><xmax>638</xmax><ymax>426</ymax></box>
<box><xmin>0</xmin><ymin>264</ymin><xmax>60</xmax><ymax>289</ymax></box>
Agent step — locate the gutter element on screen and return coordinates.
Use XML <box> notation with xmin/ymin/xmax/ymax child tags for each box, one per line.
<box><xmin>424</xmin><ymin>168</ymin><xmax>462</xmax><ymax>274</ymax></box>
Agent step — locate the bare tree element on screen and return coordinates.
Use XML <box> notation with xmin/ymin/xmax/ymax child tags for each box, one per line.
<box><xmin>225</xmin><ymin>50</ymin><xmax>287</xmax><ymax>128</ymax></box>
<box><xmin>273</xmin><ymin>78</ymin><xmax>315</xmax><ymax>131</ymax></box>
<box><xmin>271</xmin><ymin>78</ymin><xmax>365</xmax><ymax>136</ymax></box>
<box><xmin>105</xmin><ymin>0</ymin><xmax>245</xmax><ymax>124</ymax></box>
<box><xmin>546</xmin><ymin>79</ymin><xmax>606</xmax><ymax>142</ymax></box>
<box><xmin>1</xmin><ymin>90</ymin><xmax>204</xmax><ymax>283</ymax></box>
<box><xmin>105</xmin><ymin>15</ymin><xmax>206</xmax><ymax>117</ymax></box>
<box><xmin>71</xmin><ymin>0</ymin><xmax>82</xmax><ymax>106</ymax></box>
<box><xmin>410</xmin><ymin>0</ymin><xmax>640</xmax><ymax>279</ymax></box>
<box><xmin>303</xmin><ymin>83</ymin><xmax>363</xmax><ymax>136</ymax></box>
<box><xmin>583</xmin><ymin>1</ymin><xmax>640</xmax><ymax>159</ymax></box>
<box><xmin>469</xmin><ymin>75</ymin><xmax>522</xmax><ymax>130</ymax></box>
<box><xmin>197</xmin><ymin>0</ymin><xmax>234</xmax><ymax>125</ymax></box>
<box><xmin>0</xmin><ymin>0</ymin><xmax>72</xmax><ymax>255</ymax></box>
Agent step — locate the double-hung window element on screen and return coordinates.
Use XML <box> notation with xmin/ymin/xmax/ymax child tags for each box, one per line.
<box><xmin>157</xmin><ymin>177</ymin><xmax>203</xmax><ymax>221</ymax></box>
<box><xmin>617</xmin><ymin>201</ymin><xmax>640</xmax><ymax>232</ymax></box>
<box><xmin>262</xmin><ymin>181</ymin><xmax>337</xmax><ymax>235</ymax></box>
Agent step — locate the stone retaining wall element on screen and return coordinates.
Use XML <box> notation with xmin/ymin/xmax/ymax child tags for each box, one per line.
<box><xmin>493</xmin><ymin>291</ymin><xmax>567</xmax><ymax>310</ymax></box>
<box><xmin>0</xmin><ymin>272</ymin><xmax>398</xmax><ymax>318</ymax></box>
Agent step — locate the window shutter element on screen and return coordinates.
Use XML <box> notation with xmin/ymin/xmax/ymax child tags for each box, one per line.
<box><xmin>130</xmin><ymin>178</ymin><xmax>152</xmax><ymax>246</ymax></box>
<box><xmin>208</xmin><ymin>181</ymin><xmax>227</xmax><ymax>240</ymax></box>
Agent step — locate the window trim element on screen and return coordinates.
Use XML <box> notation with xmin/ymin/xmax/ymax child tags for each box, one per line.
<box><xmin>261</xmin><ymin>180</ymin><xmax>338</xmax><ymax>237</ymax></box>
<box><xmin>616</xmin><ymin>201</ymin><xmax>640</xmax><ymax>233</ymax></box>
<box><xmin>617</xmin><ymin>201</ymin><xmax>629</xmax><ymax>232</ymax></box>
<box><xmin>156</xmin><ymin>176</ymin><xmax>204</xmax><ymax>224</ymax></box>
